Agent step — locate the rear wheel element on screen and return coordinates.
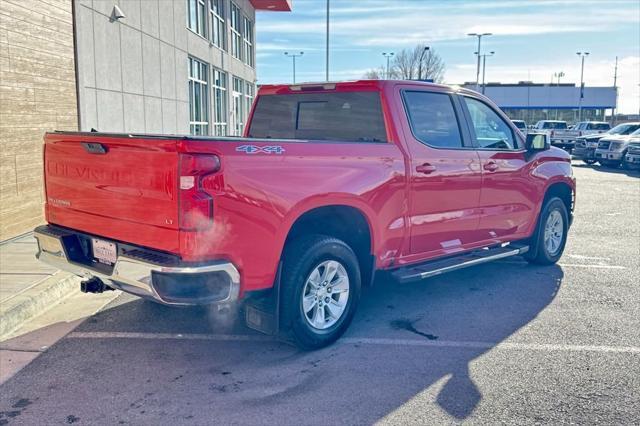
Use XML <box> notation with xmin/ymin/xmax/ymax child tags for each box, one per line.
<box><xmin>281</xmin><ymin>235</ymin><xmax>361</xmax><ymax>350</ymax></box>
<box><xmin>583</xmin><ymin>159</ymin><xmax>596</xmax><ymax>165</ymax></box>
<box><xmin>525</xmin><ymin>197</ymin><xmax>569</xmax><ymax>265</ymax></box>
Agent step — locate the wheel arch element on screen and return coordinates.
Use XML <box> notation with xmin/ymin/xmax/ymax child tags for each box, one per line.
<box><xmin>280</xmin><ymin>202</ymin><xmax>377</xmax><ymax>287</ymax></box>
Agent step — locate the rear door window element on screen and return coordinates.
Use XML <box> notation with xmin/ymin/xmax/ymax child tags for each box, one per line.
<box><xmin>248</xmin><ymin>91</ymin><xmax>387</xmax><ymax>142</ymax></box>
<box><xmin>402</xmin><ymin>91</ymin><xmax>464</xmax><ymax>148</ymax></box>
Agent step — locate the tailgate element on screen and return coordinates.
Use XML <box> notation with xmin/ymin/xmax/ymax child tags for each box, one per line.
<box><xmin>44</xmin><ymin>133</ymin><xmax>181</xmax><ymax>253</ymax></box>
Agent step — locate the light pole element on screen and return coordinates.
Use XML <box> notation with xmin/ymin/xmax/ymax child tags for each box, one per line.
<box><xmin>284</xmin><ymin>51</ymin><xmax>303</xmax><ymax>84</ymax></box>
<box><xmin>468</xmin><ymin>32</ymin><xmax>492</xmax><ymax>88</ymax></box>
<box><xmin>382</xmin><ymin>52</ymin><xmax>394</xmax><ymax>79</ymax></box>
<box><xmin>479</xmin><ymin>51</ymin><xmax>494</xmax><ymax>94</ymax></box>
<box><xmin>554</xmin><ymin>71</ymin><xmax>565</xmax><ymax>85</ymax></box>
<box><xmin>325</xmin><ymin>0</ymin><xmax>330</xmax><ymax>81</ymax></box>
<box><xmin>417</xmin><ymin>46</ymin><xmax>430</xmax><ymax>80</ymax></box>
<box><xmin>576</xmin><ymin>51</ymin><xmax>589</xmax><ymax>121</ymax></box>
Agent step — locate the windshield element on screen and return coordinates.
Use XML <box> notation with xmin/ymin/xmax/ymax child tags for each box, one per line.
<box><xmin>541</xmin><ymin>122</ymin><xmax>567</xmax><ymax>129</ymax></box>
<box><xmin>609</xmin><ymin>123</ymin><xmax>640</xmax><ymax>135</ymax></box>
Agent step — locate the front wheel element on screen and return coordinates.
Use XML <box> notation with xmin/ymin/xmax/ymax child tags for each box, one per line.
<box><xmin>600</xmin><ymin>160</ymin><xmax>621</xmax><ymax>168</ymax></box>
<box><xmin>583</xmin><ymin>159</ymin><xmax>596</xmax><ymax>165</ymax></box>
<box><xmin>281</xmin><ymin>235</ymin><xmax>361</xmax><ymax>350</ymax></box>
<box><xmin>525</xmin><ymin>197</ymin><xmax>569</xmax><ymax>265</ymax></box>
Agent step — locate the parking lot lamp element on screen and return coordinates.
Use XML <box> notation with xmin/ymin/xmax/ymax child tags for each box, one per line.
<box><xmin>468</xmin><ymin>32</ymin><xmax>492</xmax><ymax>88</ymax></box>
<box><xmin>417</xmin><ymin>46</ymin><xmax>430</xmax><ymax>80</ymax></box>
<box><xmin>284</xmin><ymin>51</ymin><xmax>304</xmax><ymax>84</ymax></box>
<box><xmin>382</xmin><ymin>52</ymin><xmax>394</xmax><ymax>79</ymax></box>
<box><xmin>480</xmin><ymin>51</ymin><xmax>494</xmax><ymax>94</ymax></box>
<box><xmin>576</xmin><ymin>52</ymin><xmax>589</xmax><ymax>121</ymax></box>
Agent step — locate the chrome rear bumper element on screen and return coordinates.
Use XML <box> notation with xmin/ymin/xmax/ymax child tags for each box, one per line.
<box><xmin>34</xmin><ymin>225</ymin><xmax>240</xmax><ymax>306</ymax></box>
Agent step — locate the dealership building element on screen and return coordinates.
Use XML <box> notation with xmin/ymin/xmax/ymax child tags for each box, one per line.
<box><xmin>461</xmin><ymin>82</ymin><xmax>617</xmax><ymax>125</ymax></box>
<box><xmin>0</xmin><ymin>0</ymin><xmax>292</xmax><ymax>240</ymax></box>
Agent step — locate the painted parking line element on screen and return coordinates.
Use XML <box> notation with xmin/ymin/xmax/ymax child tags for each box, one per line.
<box><xmin>557</xmin><ymin>263</ymin><xmax>627</xmax><ymax>270</ymax></box>
<box><xmin>67</xmin><ymin>332</ymin><xmax>640</xmax><ymax>354</ymax></box>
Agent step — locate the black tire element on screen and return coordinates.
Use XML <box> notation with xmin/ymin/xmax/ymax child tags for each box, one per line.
<box><xmin>583</xmin><ymin>159</ymin><xmax>596</xmax><ymax>165</ymax></box>
<box><xmin>525</xmin><ymin>197</ymin><xmax>569</xmax><ymax>265</ymax></box>
<box><xmin>280</xmin><ymin>235</ymin><xmax>361</xmax><ymax>350</ymax></box>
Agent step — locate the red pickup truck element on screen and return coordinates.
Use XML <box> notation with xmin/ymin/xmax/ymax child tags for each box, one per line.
<box><xmin>35</xmin><ymin>80</ymin><xmax>575</xmax><ymax>349</ymax></box>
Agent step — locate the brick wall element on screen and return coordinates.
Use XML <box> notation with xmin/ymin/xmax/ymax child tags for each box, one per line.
<box><xmin>0</xmin><ymin>0</ymin><xmax>78</xmax><ymax>240</ymax></box>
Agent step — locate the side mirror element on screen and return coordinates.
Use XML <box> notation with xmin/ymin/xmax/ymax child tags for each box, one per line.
<box><xmin>525</xmin><ymin>133</ymin><xmax>550</xmax><ymax>152</ymax></box>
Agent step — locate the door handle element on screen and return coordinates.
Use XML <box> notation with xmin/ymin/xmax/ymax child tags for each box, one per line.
<box><xmin>416</xmin><ymin>163</ymin><xmax>437</xmax><ymax>174</ymax></box>
<box><xmin>483</xmin><ymin>161</ymin><xmax>499</xmax><ymax>172</ymax></box>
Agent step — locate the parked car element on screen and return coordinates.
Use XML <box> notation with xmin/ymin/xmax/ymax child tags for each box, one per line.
<box><xmin>573</xmin><ymin>122</ymin><xmax>640</xmax><ymax>164</ymax></box>
<box><xmin>34</xmin><ymin>80</ymin><xmax>575</xmax><ymax>349</ymax></box>
<box><xmin>511</xmin><ymin>120</ymin><xmax>527</xmax><ymax>133</ymax></box>
<box><xmin>532</xmin><ymin>120</ymin><xmax>571</xmax><ymax>151</ymax></box>
<box><xmin>623</xmin><ymin>137</ymin><xmax>640</xmax><ymax>169</ymax></box>
<box><xmin>595</xmin><ymin>128</ymin><xmax>640</xmax><ymax>168</ymax></box>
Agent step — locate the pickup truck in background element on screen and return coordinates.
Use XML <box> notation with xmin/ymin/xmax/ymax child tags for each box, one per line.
<box><xmin>573</xmin><ymin>122</ymin><xmax>640</xmax><ymax>164</ymax></box>
<box><xmin>623</xmin><ymin>139</ymin><xmax>640</xmax><ymax>169</ymax></box>
<box><xmin>35</xmin><ymin>80</ymin><xmax>575</xmax><ymax>349</ymax></box>
<box><xmin>533</xmin><ymin>120</ymin><xmax>611</xmax><ymax>152</ymax></box>
<box><xmin>595</xmin><ymin>128</ymin><xmax>640</xmax><ymax>168</ymax></box>
<box><xmin>511</xmin><ymin>120</ymin><xmax>527</xmax><ymax>133</ymax></box>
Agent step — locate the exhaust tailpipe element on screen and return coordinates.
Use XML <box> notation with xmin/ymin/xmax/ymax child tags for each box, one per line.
<box><xmin>80</xmin><ymin>277</ymin><xmax>114</xmax><ymax>294</ymax></box>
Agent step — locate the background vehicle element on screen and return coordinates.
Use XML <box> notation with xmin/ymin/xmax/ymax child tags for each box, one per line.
<box><xmin>595</xmin><ymin>128</ymin><xmax>640</xmax><ymax>168</ymax></box>
<box><xmin>34</xmin><ymin>80</ymin><xmax>575</xmax><ymax>349</ymax></box>
<box><xmin>623</xmin><ymin>140</ymin><xmax>640</xmax><ymax>169</ymax></box>
<box><xmin>511</xmin><ymin>120</ymin><xmax>527</xmax><ymax>133</ymax></box>
<box><xmin>573</xmin><ymin>122</ymin><xmax>640</xmax><ymax>165</ymax></box>
<box><xmin>533</xmin><ymin>120</ymin><xmax>572</xmax><ymax>151</ymax></box>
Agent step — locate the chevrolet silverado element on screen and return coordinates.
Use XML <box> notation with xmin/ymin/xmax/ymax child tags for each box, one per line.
<box><xmin>35</xmin><ymin>80</ymin><xmax>575</xmax><ymax>349</ymax></box>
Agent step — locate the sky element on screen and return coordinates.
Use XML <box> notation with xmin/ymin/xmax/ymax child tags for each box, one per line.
<box><xmin>254</xmin><ymin>0</ymin><xmax>640</xmax><ymax>114</ymax></box>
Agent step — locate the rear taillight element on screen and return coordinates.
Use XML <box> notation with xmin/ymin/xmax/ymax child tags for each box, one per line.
<box><xmin>179</xmin><ymin>154</ymin><xmax>220</xmax><ymax>230</ymax></box>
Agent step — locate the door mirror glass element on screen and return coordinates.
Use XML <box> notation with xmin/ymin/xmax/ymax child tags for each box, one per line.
<box><xmin>526</xmin><ymin>133</ymin><xmax>550</xmax><ymax>151</ymax></box>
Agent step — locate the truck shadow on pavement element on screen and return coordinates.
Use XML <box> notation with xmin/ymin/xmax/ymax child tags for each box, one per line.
<box><xmin>0</xmin><ymin>260</ymin><xmax>563</xmax><ymax>424</ymax></box>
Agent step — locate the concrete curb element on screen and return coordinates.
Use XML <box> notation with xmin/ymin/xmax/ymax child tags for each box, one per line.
<box><xmin>0</xmin><ymin>272</ymin><xmax>80</xmax><ymax>339</ymax></box>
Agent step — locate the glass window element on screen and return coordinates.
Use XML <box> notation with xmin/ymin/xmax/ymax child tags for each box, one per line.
<box><xmin>230</xmin><ymin>3</ymin><xmax>243</xmax><ymax>60</ymax></box>
<box><xmin>243</xmin><ymin>16</ymin><xmax>254</xmax><ymax>67</ymax></box>
<box><xmin>245</xmin><ymin>81</ymin><xmax>255</xmax><ymax>122</ymax></box>
<box><xmin>402</xmin><ymin>91</ymin><xmax>463</xmax><ymax>148</ymax></box>
<box><xmin>248</xmin><ymin>91</ymin><xmax>387</xmax><ymax>142</ymax></box>
<box><xmin>209</xmin><ymin>0</ymin><xmax>226</xmax><ymax>50</ymax></box>
<box><xmin>187</xmin><ymin>0</ymin><xmax>207</xmax><ymax>38</ymax></box>
<box><xmin>188</xmin><ymin>57</ymin><xmax>209</xmax><ymax>135</ymax></box>
<box><xmin>588</xmin><ymin>123</ymin><xmax>610</xmax><ymax>130</ymax></box>
<box><xmin>231</xmin><ymin>76</ymin><xmax>245</xmax><ymax>136</ymax></box>
<box><xmin>464</xmin><ymin>97</ymin><xmax>517</xmax><ymax>150</ymax></box>
<box><xmin>212</xmin><ymin>69</ymin><xmax>228</xmax><ymax>136</ymax></box>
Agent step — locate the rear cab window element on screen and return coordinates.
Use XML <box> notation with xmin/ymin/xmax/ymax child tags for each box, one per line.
<box><xmin>248</xmin><ymin>91</ymin><xmax>387</xmax><ymax>142</ymax></box>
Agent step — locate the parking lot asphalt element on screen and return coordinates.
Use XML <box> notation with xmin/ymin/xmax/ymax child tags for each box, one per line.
<box><xmin>1</xmin><ymin>162</ymin><xmax>638</xmax><ymax>425</ymax></box>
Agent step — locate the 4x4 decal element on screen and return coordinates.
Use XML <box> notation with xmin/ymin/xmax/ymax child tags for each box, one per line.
<box><xmin>236</xmin><ymin>145</ymin><xmax>285</xmax><ymax>155</ymax></box>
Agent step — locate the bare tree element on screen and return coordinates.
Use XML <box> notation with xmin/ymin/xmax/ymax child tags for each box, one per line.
<box><xmin>363</xmin><ymin>44</ymin><xmax>445</xmax><ymax>83</ymax></box>
<box><xmin>363</xmin><ymin>66</ymin><xmax>389</xmax><ymax>80</ymax></box>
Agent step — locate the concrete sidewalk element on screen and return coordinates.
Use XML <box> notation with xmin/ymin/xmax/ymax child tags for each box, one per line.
<box><xmin>0</xmin><ymin>233</ymin><xmax>78</xmax><ymax>337</ymax></box>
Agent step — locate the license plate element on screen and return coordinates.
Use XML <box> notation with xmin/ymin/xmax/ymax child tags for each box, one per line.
<box><xmin>92</xmin><ymin>238</ymin><xmax>117</xmax><ymax>265</ymax></box>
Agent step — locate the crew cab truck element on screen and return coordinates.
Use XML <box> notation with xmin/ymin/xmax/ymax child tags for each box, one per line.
<box><xmin>532</xmin><ymin>120</ymin><xmax>572</xmax><ymax>151</ymax></box>
<box><xmin>34</xmin><ymin>80</ymin><xmax>575</xmax><ymax>350</ymax></box>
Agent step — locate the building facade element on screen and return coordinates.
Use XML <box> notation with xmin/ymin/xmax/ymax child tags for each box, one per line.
<box><xmin>0</xmin><ymin>0</ymin><xmax>79</xmax><ymax>240</ymax></box>
<box><xmin>462</xmin><ymin>82</ymin><xmax>617</xmax><ymax>125</ymax></box>
<box><xmin>0</xmin><ymin>0</ymin><xmax>291</xmax><ymax>240</ymax></box>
